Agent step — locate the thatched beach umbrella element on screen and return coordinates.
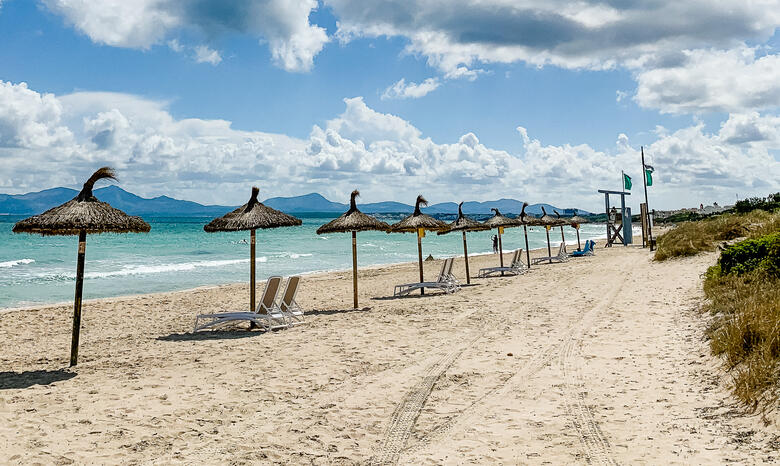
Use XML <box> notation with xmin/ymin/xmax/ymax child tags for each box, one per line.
<box><xmin>204</xmin><ymin>187</ymin><xmax>301</xmax><ymax>313</ymax></box>
<box><xmin>483</xmin><ymin>208</ymin><xmax>520</xmax><ymax>273</ymax></box>
<box><xmin>389</xmin><ymin>195</ymin><xmax>448</xmax><ymax>295</ymax></box>
<box><xmin>516</xmin><ymin>202</ymin><xmax>533</xmax><ymax>269</ymax></box>
<box><xmin>316</xmin><ymin>190</ymin><xmax>390</xmax><ymax>309</ymax></box>
<box><xmin>568</xmin><ymin>210</ymin><xmax>590</xmax><ymax>251</ymax></box>
<box><xmin>13</xmin><ymin>167</ymin><xmax>151</xmax><ymax>366</ymax></box>
<box><xmin>536</xmin><ymin>206</ymin><xmax>563</xmax><ymax>264</ymax></box>
<box><xmin>437</xmin><ymin>202</ymin><xmax>490</xmax><ymax>284</ymax></box>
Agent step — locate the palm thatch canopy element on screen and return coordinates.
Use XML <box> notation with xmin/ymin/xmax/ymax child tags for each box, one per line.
<box><xmin>204</xmin><ymin>187</ymin><xmax>301</xmax><ymax>232</ymax></box>
<box><xmin>483</xmin><ymin>208</ymin><xmax>519</xmax><ymax>229</ymax></box>
<box><xmin>317</xmin><ymin>190</ymin><xmax>390</xmax><ymax>234</ymax></box>
<box><xmin>568</xmin><ymin>209</ymin><xmax>590</xmax><ymax>227</ymax></box>
<box><xmin>438</xmin><ymin>202</ymin><xmax>490</xmax><ymax>235</ymax></box>
<box><xmin>389</xmin><ymin>195</ymin><xmax>448</xmax><ymax>233</ymax></box>
<box><xmin>13</xmin><ymin>167</ymin><xmax>151</xmax><ymax>236</ymax></box>
<box><xmin>536</xmin><ymin>206</ymin><xmax>565</xmax><ymax>226</ymax></box>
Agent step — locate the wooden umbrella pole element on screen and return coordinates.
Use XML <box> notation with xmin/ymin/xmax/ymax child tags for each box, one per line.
<box><xmin>546</xmin><ymin>227</ymin><xmax>552</xmax><ymax>264</ymax></box>
<box><xmin>560</xmin><ymin>226</ymin><xmax>566</xmax><ymax>252</ymax></box>
<box><xmin>462</xmin><ymin>231</ymin><xmax>470</xmax><ymax>285</ymax></box>
<box><xmin>250</xmin><ymin>229</ymin><xmax>256</xmax><ymax>311</ymax></box>
<box><xmin>498</xmin><ymin>229</ymin><xmax>505</xmax><ymax>276</ymax></box>
<box><xmin>576</xmin><ymin>227</ymin><xmax>582</xmax><ymax>250</ymax></box>
<box><xmin>417</xmin><ymin>232</ymin><xmax>424</xmax><ymax>295</ymax></box>
<box><xmin>498</xmin><ymin>230</ymin><xmax>504</xmax><ymax>267</ymax></box>
<box><xmin>70</xmin><ymin>229</ymin><xmax>87</xmax><ymax>367</ymax></box>
<box><xmin>352</xmin><ymin>231</ymin><xmax>358</xmax><ymax>309</ymax></box>
<box><xmin>523</xmin><ymin>225</ymin><xmax>531</xmax><ymax>269</ymax></box>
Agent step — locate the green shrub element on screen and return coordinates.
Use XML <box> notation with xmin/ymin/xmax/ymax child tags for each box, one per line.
<box><xmin>734</xmin><ymin>192</ymin><xmax>780</xmax><ymax>214</ymax></box>
<box><xmin>720</xmin><ymin>233</ymin><xmax>780</xmax><ymax>277</ymax></box>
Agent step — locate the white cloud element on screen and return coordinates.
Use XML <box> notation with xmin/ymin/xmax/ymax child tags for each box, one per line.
<box><xmin>193</xmin><ymin>45</ymin><xmax>222</xmax><ymax>65</ymax></box>
<box><xmin>1</xmin><ymin>81</ymin><xmax>778</xmax><ymax>209</ymax></box>
<box><xmin>42</xmin><ymin>0</ymin><xmax>328</xmax><ymax>72</ymax></box>
<box><xmin>328</xmin><ymin>0</ymin><xmax>780</xmax><ymax>75</ymax></box>
<box><xmin>381</xmin><ymin>78</ymin><xmax>440</xmax><ymax>100</ymax></box>
<box><xmin>0</xmin><ymin>81</ymin><xmax>73</xmax><ymax>148</ymax></box>
<box><xmin>634</xmin><ymin>46</ymin><xmax>780</xmax><ymax>114</ymax></box>
<box><xmin>616</xmin><ymin>90</ymin><xmax>628</xmax><ymax>103</ymax></box>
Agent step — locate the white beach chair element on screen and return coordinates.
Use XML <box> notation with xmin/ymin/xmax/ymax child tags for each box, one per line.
<box><xmin>279</xmin><ymin>276</ymin><xmax>305</xmax><ymax>326</ymax></box>
<box><xmin>193</xmin><ymin>276</ymin><xmax>289</xmax><ymax>331</ymax></box>
<box><xmin>478</xmin><ymin>249</ymin><xmax>527</xmax><ymax>278</ymax></box>
<box><xmin>393</xmin><ymin>258</ymin><xmax>459</xmax><ymax>297</ymax></box>
<box><xmin>532</xmin><ymin>243</ymin><xmax>569</xmax><ymax>265</ymax></box>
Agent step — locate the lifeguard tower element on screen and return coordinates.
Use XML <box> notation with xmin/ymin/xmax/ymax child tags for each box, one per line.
<box><xmin>597</xmin><ymin>189</ymin><xmax>632</xmax><ymax>246</ymax></box>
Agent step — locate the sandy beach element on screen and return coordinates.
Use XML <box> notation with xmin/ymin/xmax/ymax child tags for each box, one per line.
<box><xmin>1</xmin><ymin>245</ymin><xmax>778</xmax><ymax>464</ymax></box>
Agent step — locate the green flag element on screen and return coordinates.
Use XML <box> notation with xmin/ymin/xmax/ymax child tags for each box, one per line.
<box><xmin>623</xmin><ymin>173</ymin><xmax>632</xmax><ymax>190</ymax></box>
<box><xmin>645</xmin><ymin>169</ymin><xmax>653</xmax><ymax>186</ymax></box>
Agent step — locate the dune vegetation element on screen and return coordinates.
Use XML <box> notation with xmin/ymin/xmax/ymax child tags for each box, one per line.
<box><xmin>654</xmin><ymin>194</ymin><xmax>780</xmax><ymax>410</ymax></box>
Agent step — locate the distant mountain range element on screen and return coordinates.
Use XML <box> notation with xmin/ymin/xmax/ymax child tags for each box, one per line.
<box><xmin>0</xmin><ymin>186</ymin><xmax>592</xmax><ymax>217</ymax></box>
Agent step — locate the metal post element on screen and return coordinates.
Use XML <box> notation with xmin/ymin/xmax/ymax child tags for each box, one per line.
<box><xmin>70</xmin><ymin>230</ymin><xmax>86</xmax><ymax>367</ymax></box>
<box><xmin>642</xmin><ymin>146</ymin><xmax>655</xmax><ymax>251</ymax></box>
<box><xmin>250</xmin><ymin>229</ymin><xmax>256</xmax><ymax>311</ymax></box>
<box><xmin>352</xmin><ymin>231</ymin><xmax>358</xmax><ymax>309</ymax></box>
<box><xmin>620</xmin><ymin>193</ymin><xmax>627</xmax><ymax>246</ymax></box>
<box><xmin>462</xmin><ymin>231</ymin><xmax>471</xmax><ymax>285</ymax></box>
<box><xmin>417</xmin><ymin>230</ymin><xmax>424</xmax><ymax>295</ymax></box>
<box><xmin>604</xmin><ymin>193</ymin><xmax>610</xmax><ymax>247</ymax></box>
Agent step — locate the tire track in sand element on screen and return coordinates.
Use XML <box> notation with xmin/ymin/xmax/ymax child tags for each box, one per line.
<box><xmin>403</xmin><ymin>274</ymin><xmax>626</xmax><ymax>463</ymax></box>
<box><xmin>369</xmin><ymin>331</ymin><xmax>484</xmax><ymax>465</ymax></box>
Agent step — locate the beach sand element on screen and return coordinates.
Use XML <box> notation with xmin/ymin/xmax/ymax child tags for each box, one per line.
<box><xmin>1</xmin><ymin>245</ymin><xmax>777</xmax><ymax>464</ymax></box>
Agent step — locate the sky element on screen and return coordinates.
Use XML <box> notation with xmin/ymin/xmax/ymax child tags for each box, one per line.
<box><xmin>0</xmin><ymin>0</ymin><xmax>779</xmax><ymax>212</ymax></box>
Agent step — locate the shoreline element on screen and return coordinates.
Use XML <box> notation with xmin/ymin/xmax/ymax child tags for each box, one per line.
<box><xmin>0</xmin><ymin>240</ymin><xmax>598</xmax><ymax>313</ymax></box>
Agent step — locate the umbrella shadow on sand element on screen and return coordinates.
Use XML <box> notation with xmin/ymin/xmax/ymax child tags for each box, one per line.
<box><xmin>0</xmin><ymin>369</ymin><xmax>77</xmax><ymax>390</ymax></box>
<box><xmin>157</xmin><ymin>330</ymin><xmax>267</xmax><ymax>342</ymax></box>
<box><xmin>306</xmin><ymin>307</ymin><xmax>371</xmax><ymax>316</ymax></box>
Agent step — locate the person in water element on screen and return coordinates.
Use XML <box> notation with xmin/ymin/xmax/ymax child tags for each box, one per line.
<box><xmin>492</xmin><ymin>235</ymin><xmax>498</xmax><ymax>253</ymax></box>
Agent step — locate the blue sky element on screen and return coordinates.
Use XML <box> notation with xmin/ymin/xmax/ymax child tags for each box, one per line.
<box><xmin>0</xmin><ymin>0</ymin><xmax>778</xmax><ymax>211</ymax></box>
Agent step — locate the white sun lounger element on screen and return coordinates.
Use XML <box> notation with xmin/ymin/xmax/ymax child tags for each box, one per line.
<box><xmin>193</xmin><ymin>276</ymin><xmax>289</xmax><ymax>331</ymax></box>
<box><xmin>393</xmin><ymin>257</ymin><xmax>459</xmax><ymax>297</ymax></box>
<box><xmin>478</xmin><ymin>249</ymin><xmax>527</xmax><ymax>278</ymax></box>
<box><xmin>279</xmin><ymin>276</ymin><xmax>305</xmax><ymax>326</ymax></box>
<box><xmin>532</xmin><ymin>243</ymin><xmax>569</xmax><ymax>265</ymax></box>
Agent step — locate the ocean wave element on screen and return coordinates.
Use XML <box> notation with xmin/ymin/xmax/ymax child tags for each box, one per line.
<box><xmin>0</xmin><ymin>259</ymin><xmax>35</xmax><ymax>268</ymax></box>
<box><xmin>281</xmin><ymin>253</ymin><xmax>313</xmax><ymax>259</ymax></box>
<box><xmin>28</xmin><ymin>258</ymin><xmax>251</xmax><ymax>281</ymax></box>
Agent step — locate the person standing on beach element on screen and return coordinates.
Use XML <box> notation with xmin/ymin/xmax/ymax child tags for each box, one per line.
<box><xmin>492</xmin><ymin>235</ymin><xmax>498</xmax><ymax>253</ymax></box>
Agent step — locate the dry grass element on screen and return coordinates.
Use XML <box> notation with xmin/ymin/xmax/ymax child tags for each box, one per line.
<box><xmin>655</xmin><ymin>210</ymin><xmax>780</xmax><ymax>261</ymax></box>
<box><xmin>704</xmin><ymin>270</ymin><xmax>780</xmax><ymax>409</ymax></box>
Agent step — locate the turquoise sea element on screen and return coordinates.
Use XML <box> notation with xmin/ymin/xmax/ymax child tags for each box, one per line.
<box><xmin>0</xmin><ymin>214</ymin><xmax>609</xmax><ymax>309</ymax></box>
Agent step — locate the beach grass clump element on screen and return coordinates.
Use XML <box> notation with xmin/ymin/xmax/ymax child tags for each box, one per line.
<box><xmin>654</xmin><ymin>210</ymin><xmax>780</xmax><ymax>261</ymax></box>
<box><xmin>704</xmin><ymin>233</ymin><xmax>780</xmax><ymax>409</ymax></box>
<box><xmin>704</xmin><ymin>269</ymin><xmax>780</xmax><ymax>408</ymax></box>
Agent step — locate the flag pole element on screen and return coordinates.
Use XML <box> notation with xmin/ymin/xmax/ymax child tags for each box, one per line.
<box><xmin>641</xmin><ymin>146</ymin><xmax>654</xmax><ymax>251</ymax></box>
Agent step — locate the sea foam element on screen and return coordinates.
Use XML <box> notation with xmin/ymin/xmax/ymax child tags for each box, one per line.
<box><xmin>0</xmin><ymin>258</ymin><xmax>35</xmax><ymax>268</ymax></box>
